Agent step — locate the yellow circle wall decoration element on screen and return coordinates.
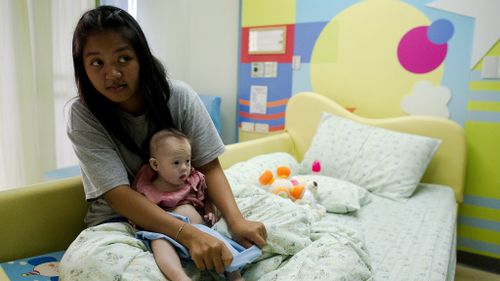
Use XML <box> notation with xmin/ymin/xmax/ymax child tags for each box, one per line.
<box><xmin>310</xmin><ymin>0</ymin><xmax>444</xmax><ymax>118</ymax></box>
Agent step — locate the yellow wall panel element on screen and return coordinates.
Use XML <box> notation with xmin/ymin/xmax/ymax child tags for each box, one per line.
<box><xmin>241</xmin><ymin>0</ymin><xmax>295</xmax><ymax>27</ymax></box>
<box><xmin>464</xmin><ymin>122</ymin><xmax>500</xmax><ymax>198</ymax></box>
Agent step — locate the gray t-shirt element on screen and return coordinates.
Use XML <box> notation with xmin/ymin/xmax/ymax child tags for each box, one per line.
<box><xmin>67</xmin><ymin>80</ymin><xmax>225</xmax><ymax>226</ymax></box>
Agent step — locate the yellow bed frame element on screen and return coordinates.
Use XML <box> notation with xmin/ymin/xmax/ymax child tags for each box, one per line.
<box><xmin>0</xmin><ymin>92</ymin><xmax>466</xmax><ymax>263</ymax></box>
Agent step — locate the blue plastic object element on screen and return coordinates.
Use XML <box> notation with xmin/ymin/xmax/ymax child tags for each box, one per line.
<box><xmin>199</xmin><ymin>94</ymin><xmax>222</xmax><ymax>136</ymax></box>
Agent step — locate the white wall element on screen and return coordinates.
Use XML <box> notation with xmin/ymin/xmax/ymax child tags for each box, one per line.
<box><xmin>137</xmin><ymin>0</ymin><xmax>239</xmax><ymax>144</ymax></box>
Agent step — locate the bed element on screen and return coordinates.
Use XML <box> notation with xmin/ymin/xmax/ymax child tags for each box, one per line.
<box><xmin>217</xmin><ymin>92</ymin><xmax>465</xmax><ymax>280</ymax></box>
<box><xmin>0</xmin><ymin>92</ymin><xmax>465</xmax><ymax>281</ymax></box>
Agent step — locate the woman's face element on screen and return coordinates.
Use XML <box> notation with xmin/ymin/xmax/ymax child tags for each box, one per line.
<box><xmin>83</xmin><ymin>31</ymin><xmax>142</xmax><ymax>114</ymax></box>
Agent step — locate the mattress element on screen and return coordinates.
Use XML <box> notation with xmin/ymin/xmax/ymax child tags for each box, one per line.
<box><xmin>322</xmin><ymin>183</ymin><xmax>457</xmax><ymax>281</ymax></box>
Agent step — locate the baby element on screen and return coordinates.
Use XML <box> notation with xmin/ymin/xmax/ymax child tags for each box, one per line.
<box><xmin>133</xmin><ymin>129</ymin><xmax>257</xmax><ymax>281</ymax></box>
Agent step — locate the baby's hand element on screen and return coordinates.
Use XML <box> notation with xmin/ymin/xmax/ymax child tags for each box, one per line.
<box><xmin>204</xmin><ymin>212</ymin><xmax>217</xmax><ymax>226</ymax></box>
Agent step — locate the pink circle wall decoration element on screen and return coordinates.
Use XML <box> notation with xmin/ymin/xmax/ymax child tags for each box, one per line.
<box><xmin>397</xmin><ymin>26</ymin><xmax>448</xmax><ymax>74</ymax></box>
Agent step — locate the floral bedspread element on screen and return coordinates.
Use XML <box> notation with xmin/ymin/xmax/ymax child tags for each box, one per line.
<box><xmin>59</xmin><ymin>153</ymin><xmax>373</xmax><ymax>280</ymax></box>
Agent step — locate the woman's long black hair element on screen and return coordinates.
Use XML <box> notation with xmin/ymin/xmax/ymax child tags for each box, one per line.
<box><xmin>72</xmin><ymin>5</ymin><xmax>174</xmax><ymax>161</ymax></box>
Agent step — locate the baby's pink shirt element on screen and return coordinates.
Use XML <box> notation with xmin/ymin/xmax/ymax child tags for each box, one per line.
<box><xmin>132</xmin><ymin>164</ymin><xmax>207</xmax><ymax>210</ymax></box>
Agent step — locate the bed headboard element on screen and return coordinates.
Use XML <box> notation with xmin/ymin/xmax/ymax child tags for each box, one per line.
<box><xmin>285</xmin><ymin>92</ymin><xmax>466</xmax><ymax>203</ymax></box>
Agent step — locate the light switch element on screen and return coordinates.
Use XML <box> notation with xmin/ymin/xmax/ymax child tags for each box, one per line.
<box><xmin>264</xmin><ymin>62</ymin><xmax>278</xmax><ymax>77</ymax></box>
<box><xmin>481</xmin><ymin>56</ymin><xmax>498</xmax><ymax>79</ymax></box>
<box><xmin>292</xmin><ymin>56</ymin><xmax>301</xmax><ymax>70</ymax></box>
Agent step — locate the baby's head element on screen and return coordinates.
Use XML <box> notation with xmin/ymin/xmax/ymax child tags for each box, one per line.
<box><xmin>149</xmin><ymin>129</ymin><xmax>192</xmax><ymax>188</ymax></box>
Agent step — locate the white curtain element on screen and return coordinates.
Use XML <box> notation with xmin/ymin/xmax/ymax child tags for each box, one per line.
<box><xmin>0</xmin><ymin>0</ymin><xmax>93</xmax><ymax>190</ymax></box>
<box><xmin>52</xmin><ymin>0</ymin><xmax>95</xmax><ymax>169</ymax></box>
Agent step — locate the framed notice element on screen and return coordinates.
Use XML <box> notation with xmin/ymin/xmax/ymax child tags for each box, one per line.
<box><xmin>249</xmin><ymin>85</ymin><xmax>268</xmax><ymax>114</ymax></box>
<box><xmin>248</xmin><ymin>26</ymin><xmax>287</xmax><ymax>55</ymax></box>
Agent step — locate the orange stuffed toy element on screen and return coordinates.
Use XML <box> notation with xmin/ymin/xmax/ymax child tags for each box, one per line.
<box><xmin>258</xmin><ymin>165</ymin><xmax>306</xmax><ymax>201</ymax></box>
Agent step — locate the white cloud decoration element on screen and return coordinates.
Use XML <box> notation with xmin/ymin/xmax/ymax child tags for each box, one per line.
<box><xmin>401</xmin><ymin>80</ymin><xmax>451</xmax><ymax>118</ymax></box>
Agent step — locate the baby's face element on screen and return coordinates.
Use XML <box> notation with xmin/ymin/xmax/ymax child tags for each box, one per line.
<box><xmin>152</xmin><ymin>137</ymin><xmax>192</xmax><ymax>188</ymax></box>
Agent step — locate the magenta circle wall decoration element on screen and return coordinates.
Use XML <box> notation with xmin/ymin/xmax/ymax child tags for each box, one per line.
<box><xmin>397</xmin><ymin>26</ymin><xmax>448</xmax><ymax>74</ymax></box>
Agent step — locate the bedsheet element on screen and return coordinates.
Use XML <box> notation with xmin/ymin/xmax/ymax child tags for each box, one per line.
<box><xmin>322</xmin><ymin>183</ymin><xmax>457</xmax><ymax>281</ymax></box>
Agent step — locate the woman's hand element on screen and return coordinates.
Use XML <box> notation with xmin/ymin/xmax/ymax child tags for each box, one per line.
<box><xmin>180</xmin><ymin>224</ymin><xmax>233</xmax><ymax>274</ymax></box>
<box><xmin>229</xmin><ymin>218</ymin><xmax>267</xmax><ymax>249</ymax></box>
<box><xmin>198</xmin><ymin>159</ymin><xmax>267</xmax><ymax>249</ymax></box>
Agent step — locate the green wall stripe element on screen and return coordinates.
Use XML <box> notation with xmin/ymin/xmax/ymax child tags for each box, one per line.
<box><xmin>459</xmin><ymin>216</ymin><xmax>500</xmax><ymax>232</ymax></box>
<box><xmin>467</xmin><ymin>101</ymin><xmax>500</xmax><ymax>112</ymax></box>
<box><xmin>470</xmin><ymin>81</ymin><xmax>500</xmax><ymax>91</ymax></box>
<box><xmin>459</xmin><ymin>204</ymin><xmax>500</xmax><ymax>222</ymax></box>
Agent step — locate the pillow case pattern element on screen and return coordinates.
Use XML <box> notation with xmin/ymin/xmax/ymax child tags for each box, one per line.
<box><xmin>300</xmin><ymin>113</ymin><xmax>441</xmax><ymax>200</ymax></box>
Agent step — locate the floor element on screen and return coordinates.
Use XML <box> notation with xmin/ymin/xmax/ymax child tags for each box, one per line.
<box><xmin>455</xmin><ymin>263</ymin><xmax>500</xmax><ymax>281</ymax></box>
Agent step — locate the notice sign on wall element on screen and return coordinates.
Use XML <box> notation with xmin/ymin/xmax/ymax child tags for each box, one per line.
<box><xmin>249</xmin><ymin>85</ymin><xmax>268</xmax><ymax>114</ymax></box>
<box><xmin>248</xmin><ymin>26</ymin><xmax>286</xmax><ymax>54</ymax></box>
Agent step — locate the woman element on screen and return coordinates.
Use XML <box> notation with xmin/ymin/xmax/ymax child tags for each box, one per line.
<box><xmin>60</xmin><ymin>5</ymin><xmax>266</xmax><ymax>280</ymax></box>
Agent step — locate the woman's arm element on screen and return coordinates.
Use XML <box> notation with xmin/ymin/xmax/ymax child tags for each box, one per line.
<box><xmin>197</xmin><ymin>159</ymin><xmax>243</xmax><ymax>225</ymax></box>
<box><xmin>104</xmin><ymin>185</ymin><xmax>184</xmax><ymax>236</ymax></box>
<box><xmin>104</xmin><ymin>185</ymin><xmax>233</xmax><ymax>274</ymax></box>
<box><xmin>197</xmin><ymin>158</ymin><xmax>267</xmax><ymax>248</ymax></box>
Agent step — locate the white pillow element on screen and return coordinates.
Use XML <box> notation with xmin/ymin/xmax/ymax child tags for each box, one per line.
<box><xmin>297</xmin><ymin>175</ymin><xmax>371</xmax><ymax>213</ymax></box>
<box><xmin>300</xmin><ymin>113</ymin><xmax>441</xmax><ymax>200</ymax></box>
